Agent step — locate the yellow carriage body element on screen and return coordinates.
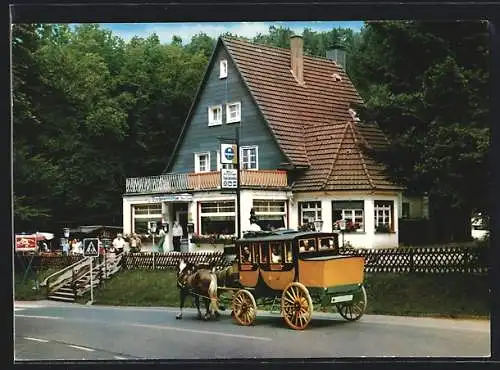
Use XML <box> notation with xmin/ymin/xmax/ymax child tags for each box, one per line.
<box><xmin>298</xmin><ymin>256</ymin><xmax>365</xmax><ymax>288</ymax></box>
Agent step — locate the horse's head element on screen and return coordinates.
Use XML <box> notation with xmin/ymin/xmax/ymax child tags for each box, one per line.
<box><xmin>177</xmin><ymin>259</ymin><xmax>197</xmax><ymax>287</ymax></box>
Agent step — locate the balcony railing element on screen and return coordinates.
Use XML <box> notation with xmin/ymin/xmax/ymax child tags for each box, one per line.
<box><xmin>125</xmin><ymin>170</ymin><xmax>288</xmax><ymax>194</ymax></box>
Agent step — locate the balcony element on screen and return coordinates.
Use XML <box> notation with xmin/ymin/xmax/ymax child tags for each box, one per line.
<box><xmin>125</xmin><ymin>170</ymin><xmax>288</xmax><ymax>194</ymax></box>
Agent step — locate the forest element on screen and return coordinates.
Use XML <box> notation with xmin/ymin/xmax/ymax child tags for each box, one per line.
<box><xmin>12</xmin><ymin>21</ymin><xmax>490</xmax><ymax>241</ymax></box>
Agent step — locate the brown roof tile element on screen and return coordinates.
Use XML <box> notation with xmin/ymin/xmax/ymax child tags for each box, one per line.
<box><xmin>222</xmin><ymin>37</ymin><xmax>400</xmax><ymax>192</ymax></box>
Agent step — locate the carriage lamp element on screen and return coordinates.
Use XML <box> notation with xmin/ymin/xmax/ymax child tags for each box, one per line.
<box><xmin>314</xmin><ymin>219</ymin><xmax>324</xmax><ymax>232</ymax></box>
<box><xmin>63</xmin><ymin>228</ymin><xmax>70</xmax><ymax>238</ymax></box>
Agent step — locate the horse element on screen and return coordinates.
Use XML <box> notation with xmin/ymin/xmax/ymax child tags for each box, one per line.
<box><xmin>175</xmin><ymin>259</ymin><xmax>221</xmax><ymax>321</ymax></box>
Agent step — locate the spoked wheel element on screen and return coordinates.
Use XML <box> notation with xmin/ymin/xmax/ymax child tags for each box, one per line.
<box><xmin>336</xmin><ymin>285</ymin><xmax>367</xmax><ymax>321</ymax></box>
<box><xmin>232</xmin><ymin>289</ymin><xmax>257</xmax><ymax>326</ymax></box>
<box><xmin>281</xmin><ymin>282</ymin><xmax>313</xmax><ymax>330</ymax></box>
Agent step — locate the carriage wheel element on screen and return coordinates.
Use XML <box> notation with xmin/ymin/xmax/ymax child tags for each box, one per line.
<box><xmin>336</xmin><ymin>285</ymin><xmax>367</xmax><ymax>321</ymax></box>
<box><xmin>281</xmin><ymin>282</ymin><xmax>313</xmax><ymax>330</ymax></box>
<box><xmin>232</xmin><ymin>289</ymin><xmax>257</xmax><ymax>326</ymax></box>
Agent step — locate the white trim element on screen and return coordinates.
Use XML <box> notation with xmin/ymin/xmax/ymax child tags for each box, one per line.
<box><xmin>240</xmin><ymin>145</ymin><xmax>258</xmax><ymax>170</ymax></box>
<box><xmin>219</xmin><ymin>59</ymin><xmax>228</xmax><ymax>79</ymax></box>
<box><xmin>194</xmin><ymin>152</ymin><xmax>210</xmax><ymax>173</ymax></box>
<box><xmin>226</xmin><ymin>101</ymin><xmax>241</xmax><ymax>123</ymax></box>
<box><xmin>208</xmin><ymin>105</ymin><xmax>222</xmax><ymax>126</ymax></box>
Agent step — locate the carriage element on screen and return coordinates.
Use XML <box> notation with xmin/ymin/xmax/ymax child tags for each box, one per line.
<box><xmin>216</xmin><ymin>229</ymin><xmax>367</xmax><ymax>330</ymax></box>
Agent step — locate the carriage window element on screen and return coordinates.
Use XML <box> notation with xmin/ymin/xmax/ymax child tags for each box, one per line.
<box><xmin>240</xmin><ymin>245</ymin><xmax>252</xmax><ymax>264</ymax></box>
<box><xmin>270</xmin><ymin>242</ymin><xmax>283</xmax><ymax>264</ymax></box>
<box><xmin>299</xmin><ymin>238</ymin><xmax>316</xmax><ymax>252</ymax></box>
<box><xmin>252</xmin><ymin>243</ymin><xmax>260</xmax><ymax>263</ymax></box>
<box><xmin>319</xmin><ymin>237</ymin><xmax>337</xmax><ymax>251</ymax></box>
<box><xmin>259</xmin><ymin>244</ymin><xmax>269</xmax><ymax>264</ymax></box>
<box><xmin>284</xmin><ymin>241</ymin><xmax>293</xmax><ymax>263</ymax></box>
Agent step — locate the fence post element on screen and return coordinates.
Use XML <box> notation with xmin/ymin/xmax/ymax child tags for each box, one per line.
<box><xmin>464</xmin><ymin>248</ymin><xmax>469</xmax><ymax>273</ymax></box>
<box><xmin>409</xmin><ymin>248</ymin><xmax>414</xmax><ymax>273</ymax></box>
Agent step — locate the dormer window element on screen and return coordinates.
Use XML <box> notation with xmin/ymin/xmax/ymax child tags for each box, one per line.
<box><xmin>226</xmin><ymin>102</ymin><xmax>241</xmax><ymax>123</ymax></box>
<box><xmin>208</xmin><ymin>105</ymin><xmax>222</xmax><ymax>126</ymax></box>
<box><xmin>220</xmin><ymin>59</ymin><xmax>228</xmax><ymax>79</ymax></box>
<box><xmin>348</xmin><ymin>108</ymin><xmax>360</xmax><ymax>122</ymax></box>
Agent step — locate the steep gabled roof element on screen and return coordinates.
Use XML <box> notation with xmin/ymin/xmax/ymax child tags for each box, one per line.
<box><xmin>292</xmin><ymin>121</ymin><xmax>402</xmax><ymax>191</ymax></box>
<box><xmin>222</xmin><ymin>37</ymin><xmax>362</xmax><ymax>167</ymax></box>
<box><xmin>166</xmin><ymin>36</ymin><xmax>401</xmax><ymax>192</ymax></box>
<box><xmin>222</xmin><ymin>37</ymin><xmax>401</xmax><ymax>191</ymax></box>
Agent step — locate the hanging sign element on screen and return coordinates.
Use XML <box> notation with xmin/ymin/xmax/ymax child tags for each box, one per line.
<box><xmin>220</xmin><ymin>143</ymin><xmax>238</xmax><ymax>165</ymax></box>
<box><xmin>221</xmin><ymin>169</ymin><xmax>238</xmax><ymax>189</ymax></box>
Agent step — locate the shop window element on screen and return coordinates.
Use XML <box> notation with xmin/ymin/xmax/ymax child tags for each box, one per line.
<box><xmin>252</xmin><ymin>199</ymin><xmax>287</xmax><ymax>230</ymax></box>
<box><xmin>199</xmin><ymin>200</ymin><xmax>236</xmax><ymax>235</ymax></box>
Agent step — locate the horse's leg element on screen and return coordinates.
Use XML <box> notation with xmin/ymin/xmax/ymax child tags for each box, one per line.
<box><xmin>203</xmin><ymin>296</ymin><xmax>211</xmax><ymax>320</ymax></box>
<box><xmin>195</xmin><ymin>294</ymin><xmax>202</xmax><ymax>319</ymax></box>
<box><xmin>176</xmin><ymin>289</ymin><xmax>186</xmax><ymax>320</ymax></box>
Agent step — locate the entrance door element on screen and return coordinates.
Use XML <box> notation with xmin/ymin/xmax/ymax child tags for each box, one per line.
<box><xmin>176</xmin><ymin>210</ymin><xmax>188</xmax><ymax>241</ymax></box>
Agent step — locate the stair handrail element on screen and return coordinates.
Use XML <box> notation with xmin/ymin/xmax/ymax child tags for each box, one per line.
<box><xmin>40</xmin><ymin>256</ymin><xmax>89</xmax><ymax>288</ymax></box>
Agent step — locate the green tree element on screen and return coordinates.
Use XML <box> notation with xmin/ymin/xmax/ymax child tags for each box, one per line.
<box><xmin>349</xmin><ymin>21</ymin><xmax>490</xmax><ymax>242</ymax></box>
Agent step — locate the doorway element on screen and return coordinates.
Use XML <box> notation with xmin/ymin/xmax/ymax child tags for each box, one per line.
<box><xmin>176</xmin><ymin>210</ymin><xmax>188</xmax><ymax>242</ymax></box>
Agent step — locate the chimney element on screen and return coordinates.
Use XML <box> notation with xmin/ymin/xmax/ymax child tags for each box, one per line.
<box><xmin>290</xmin><ymin>35</ymin><xmax>304</xmax><ymax>85</ymax></box>
<box><xmin>326</xmin><ymin>48</ymin><xmax>346</xmax><ymax>70</ymax></box>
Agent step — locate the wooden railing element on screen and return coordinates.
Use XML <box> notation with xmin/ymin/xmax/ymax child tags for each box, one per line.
<box><xmin>125</xmin><ymin>170</ymin><xmax>288</xmax><ymax>194</ymax></box>
<box><xmin>41</xmin><ymin>257</ymin><xmax>90</xmax><ymax>297</ymax></box>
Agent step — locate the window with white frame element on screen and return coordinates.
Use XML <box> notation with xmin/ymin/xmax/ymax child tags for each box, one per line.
<box><xmin>132</xmin><ymin>203</ymin><xmax>162</xmax><ymax>239</ymax></box>
<box><xmin>374</xmin><ymin>200</ymin><xmax>393</xmax><ymax>233</ymax></box>
<box><xmin>298</xmin><ymin>201</ymin><xmax>322</xmax><ymax>227</ymax></box>
<box><xmin>252</xmin><ymin>199</ymin><xmax>287</xmax><ymax>230</ymax></box>
<box><xmin>226</xmin><ymin>102</ymin><xmax>241</xmax><ymax>123</ymax></box>
<box><xmin>200</xmin><ymin>200</ymin><xmax>235</xmax><ymax>235</ymax></box>
<box><xmin>220</xmin><ymin>59</ymin><xmax>228</xmax><ymax>79</ymax></box>
<box><xmin>332</xmin><ymin>201</ymin><xmax>364</xmax><ymax>232</ymax></box>
<box><xmin>240</xmin><ymin>146</ymin><xmax>258</xmax><ymax>170</ymax></box>
<box><xmin>194</xmin><ymin>152</ymin><xmax>210</xmax><ymax>173</ymax></box>
<box><xmin>208</xmin><ymin>105</ymin><xmax>222</xmax><ymax>126</ymax></box>
<box><xmin>216</xmin><ymin>151</ymin><xmax>236</xmax><ymax>170</ymax></box>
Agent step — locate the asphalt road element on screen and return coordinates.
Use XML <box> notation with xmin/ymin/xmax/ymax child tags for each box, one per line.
<box><xmin>14</xmin><ymin>300</ymin><xmax>490</xmax><ymax>360</ymax></box>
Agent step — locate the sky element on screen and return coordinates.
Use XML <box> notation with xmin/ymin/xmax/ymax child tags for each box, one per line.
<box><xmin>98</xmin><ymin>21</ymin><xmax>364</xmax><ymax>44</ymax></box>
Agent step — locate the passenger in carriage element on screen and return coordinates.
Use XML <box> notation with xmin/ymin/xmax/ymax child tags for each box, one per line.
<box><xmin>241</xmin><ymin>246</ymin><xmax>252</xmax><ymax>263</ymax></box>
<box><xmin>271</xmin><ymin>246</ymin><xmax>282</xmax><ymax>263</ymax></box>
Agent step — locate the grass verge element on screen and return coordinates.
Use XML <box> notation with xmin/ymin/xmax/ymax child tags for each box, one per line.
<box><xmin>15</xmin><ymin>269</ymin><xmax>490</xmax><ymax>319</ymax></box>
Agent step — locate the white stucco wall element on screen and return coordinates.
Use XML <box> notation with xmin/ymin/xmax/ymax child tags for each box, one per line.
<box><xmin>123</xmin><ymin>189</ymin><xmax>401</xmax><ymax>251</ymax></box>
<box><xmin>290</xmin><ymin>192</ymin><xmax>400</xmax><ymax>249</ymax></box>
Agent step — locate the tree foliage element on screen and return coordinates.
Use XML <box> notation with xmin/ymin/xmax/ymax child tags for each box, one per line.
<box><xmin>348</xmin><ymin>21</ymin><xmax>490</xmax><ymax>241</ymax></box>
<box><xmin>12</xmin><ymin>22</ymin><xmax>489</xmax><ymax>242</ymax></box>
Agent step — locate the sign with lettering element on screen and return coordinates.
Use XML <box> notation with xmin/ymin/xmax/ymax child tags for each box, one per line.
<box><xmin>220</xmin><ymin>143</ymin><xmax>238</xmax><ymax>164</ymax></box>
<box><xmin>221</xmin><ymin>169</ymin><xmax>238</xmax><ymax>189</ymax></box>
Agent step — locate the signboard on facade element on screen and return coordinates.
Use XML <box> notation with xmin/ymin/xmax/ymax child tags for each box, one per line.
<box><xmin>221</xmin><ymin>169</ymin><xmax>238</xmax><ymax>189</ymax></box>
<box><xmin>151</xmin><ymin>194</ymin><xmax>193</xmax><ymax>202</ymax></box>
<box><xmin>220</xmin><ymin>143</ymin><xmax>238</xmax><ymax>165</ymax></box>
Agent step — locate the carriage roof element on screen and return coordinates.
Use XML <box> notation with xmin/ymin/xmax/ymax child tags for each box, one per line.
<box><xmin>236</xmin><ymin>230</ymin><xmax>336</xmax><ymax>243</ymax></box>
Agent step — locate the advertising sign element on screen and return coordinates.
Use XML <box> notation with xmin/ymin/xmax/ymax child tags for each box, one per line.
<box><xmin>221</xmin><ymin>169</ymin><xmax>238</xmax><ymax>189</ymax></box>
<box><xmin>220</xmin><ymin>143</ymin><xmax>238</xmax><ymax>165</ymax></box>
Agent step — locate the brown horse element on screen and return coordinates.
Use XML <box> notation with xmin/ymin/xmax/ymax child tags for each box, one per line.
<box><xmin>175</xmin><ymin>259</ymin><xmax>221</xmax><ymax>320</ymax></box>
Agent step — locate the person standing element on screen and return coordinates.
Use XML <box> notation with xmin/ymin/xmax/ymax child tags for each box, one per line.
<box><xmin>112</xmin><ymin>233</ymin><xmax>126</xmax><ymax>254</ymax></box>
<box><xmin>172</xmin><ymin>220</ymin><xmax>183</xmax><ymax>252</ymax></box>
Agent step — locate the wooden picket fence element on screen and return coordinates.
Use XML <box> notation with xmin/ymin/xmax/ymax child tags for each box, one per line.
<box><xmin>121</xmin><ymin>251</ymin><xmax>231</xmax><ymax>271</ymax></box>
<box><xmin>339</xmin><ymin>247</ymin><xmax>489</xmax><ymax>274</ymax></box>
<box><xmin>21</xmin><ymin>247</ymin><xmax>489</xmax><ymax>275</ymax></box>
